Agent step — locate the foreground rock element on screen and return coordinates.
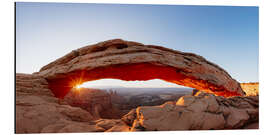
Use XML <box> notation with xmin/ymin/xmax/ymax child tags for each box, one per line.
<box><xmin>122</xmin><ymin>91</ymin><xmax>258</xmax><ymax>131</ymax></box>
<box><xmin>16</xmin><ymin>73</ymin><xmax>258</xmax><ymax>133</ymax></box>
<box><xmin>95</xmin><ymin>119</ymin><xmax>130</xmax><ymax>132</ymax></box>
<box><xmin>37</xmin><ymin>39</ymin><xmax>244</xmax><ymax>98</ymax></box>
<box><xmin>16</xmin><ymin>73</ymin><xmax>131</xmax><ymax>133</ymax></box>
<box><xmin>16</xmin><ymin>74</ymin><xmax>101</xmax><ymax>133</ymax></box>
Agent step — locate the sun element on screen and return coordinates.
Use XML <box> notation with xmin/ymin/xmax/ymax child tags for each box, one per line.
<box><xmin>74</xmin><ymin>84</ymin><xmax>83</xmax><ymax>91</ymax></box>
<box><xmin>75</xmin><ymin>84</ymin><xmax>82</xmax><ymax>89</ymax></box>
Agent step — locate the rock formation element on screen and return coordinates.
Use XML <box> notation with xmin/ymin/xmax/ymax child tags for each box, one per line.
<box><xmin>122</xmin><ymin>91</ymin><xmax>259</xmax><ymax>131</ymax></box>
<box><xmin>63</xmin><ymin>88</ymin><xmax>112</xmax><ymax>118</ymax></box>
<box><xmin>16</xmin><ymin>39</ymin><xmax>259</xmax><ymax>133</ymax></box>
<box><xmin>16</xmin><ymin>73</ymin><xmax>128</xmax><ymax>133</ymax></box>
<box><xmin>16</xmin><ymin>73</ymin><xmax>258</xmax><ymax>133</ymax></box>
<box><xmin>16</xmin><ymin>73</ymin><xmax>98</xmax><ymax>133</ymax></box>
<box><xmin>37</xmin><ymin>39</ymin><xmax>244</xmax><ymax>98</ymax></box>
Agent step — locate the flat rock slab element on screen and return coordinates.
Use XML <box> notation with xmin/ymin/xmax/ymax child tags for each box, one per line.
<box><xmin>127</xmin><ymin>91</ymin><xmax>258</xmax><ymax>131</ymax></box>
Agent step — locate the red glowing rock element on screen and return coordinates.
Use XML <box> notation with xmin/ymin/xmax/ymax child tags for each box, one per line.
<box><xmin>37</xmin><ymin>39</ymin><xmax>245</xmax><ymax>98</ymax></box>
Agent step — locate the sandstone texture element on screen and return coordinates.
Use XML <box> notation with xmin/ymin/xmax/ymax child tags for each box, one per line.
<box><xmin>241</xmin><ymin>82</ymin><xmax>259</xmax><ymax>96</ymax></box>
<box><xmin>16</xmin><ymin>73</ymin><xmax>258</xmax><ymax>133</ymax></box>
<box><xmin>16</xmin><ymin>73</ymin><xmax>130</xmax><ymax>133</ymax></box>
<box><xmin>37</xmin><ymin>39</ymin><xmax>244</xmax><ymax>98</ymax></box>
<box><xmin>123</xmin><ymin>91</ymin><xmax>259</xmax><ymax>131</ymax></box>
<box><xmin>16</xmin><ymin>73</ymin><xmax>104</xmax><ymax>133</ymax></box>
<box><xmin>16</xmin><ymin>39</ymin><xmax>259</xmax><ymax>133</ymax></box>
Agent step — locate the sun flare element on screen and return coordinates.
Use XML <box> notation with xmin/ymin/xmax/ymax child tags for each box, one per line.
<box><xmin>74</xmin><ymin>84</ymin><xmax>83</xmax><ymax>90</ymax></box>
<box><xmin>77</xmin><ymin>85</ymin><xmax>81</xmax><ymax>89</ymax></box>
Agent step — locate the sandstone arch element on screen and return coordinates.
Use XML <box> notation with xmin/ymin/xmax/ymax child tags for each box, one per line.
<box><xmin>37</xmin><ymin>39</ymin><xmax>245</xmax><ymax>98</ymax></box>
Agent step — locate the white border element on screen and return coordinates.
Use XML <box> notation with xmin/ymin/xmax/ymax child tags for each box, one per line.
<box><xmin>1</xmin><ymin>0</ymin><xmax>269</xmax><ymax>135</ymax></box>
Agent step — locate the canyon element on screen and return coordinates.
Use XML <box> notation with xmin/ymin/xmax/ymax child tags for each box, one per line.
<box><xmin>16</xmin><ymin>39</ymin><xmax>259</xmax><ymax>133</ymax></box>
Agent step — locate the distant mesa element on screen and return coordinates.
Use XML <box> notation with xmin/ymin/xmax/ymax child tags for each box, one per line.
<box><xmin>37</xmin><ymin>39</ymin><xmax>245</xmax><ymax>98</ymax></box>
<box><xmin>240</xmin><ymin>82</ymin><xmax>259</xmax><ymax>96</ymax></box>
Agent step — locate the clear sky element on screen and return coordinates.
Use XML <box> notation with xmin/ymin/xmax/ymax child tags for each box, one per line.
<box><xmin>16</xmin><ymin>2</ymin><xmax>258</xmax><ymax>87</ymax></box>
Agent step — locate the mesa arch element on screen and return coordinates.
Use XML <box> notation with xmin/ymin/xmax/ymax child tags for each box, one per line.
<box><xmin>37</xmin><ymin>39</ymin><xmax>245</xmax><ymax>98</ymax></box>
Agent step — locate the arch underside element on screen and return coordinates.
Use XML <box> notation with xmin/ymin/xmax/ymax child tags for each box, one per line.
<box><xmin>47</xmin><ymin>62</ymin><xmax>241</xmax><ymax>98</ymax></box>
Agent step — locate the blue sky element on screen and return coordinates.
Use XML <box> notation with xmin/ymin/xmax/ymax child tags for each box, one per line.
<box><xmin>16</xmin><ymin>2</ymin><xmax>258</xmax><ymax>87</ymax></box>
